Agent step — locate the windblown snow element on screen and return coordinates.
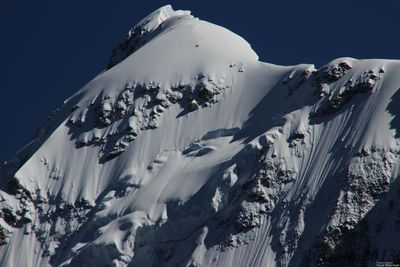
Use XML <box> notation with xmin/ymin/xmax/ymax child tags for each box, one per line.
<box><xmin>1</xmin><ymin>5</ymin><xmax>400</xmax><ymax>267</ymax></box>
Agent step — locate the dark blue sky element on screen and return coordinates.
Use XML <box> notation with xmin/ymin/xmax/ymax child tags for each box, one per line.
<box><xmin>1</xmin><ymin>0</ymin><xmax>400</xmax><ymax>163</ymax></box>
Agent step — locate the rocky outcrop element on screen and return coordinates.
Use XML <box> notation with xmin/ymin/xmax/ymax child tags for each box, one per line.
<box><xmin>68</xmin><ymin>77</ymin><xmax>227</xmax><ymax>161</ymax></box>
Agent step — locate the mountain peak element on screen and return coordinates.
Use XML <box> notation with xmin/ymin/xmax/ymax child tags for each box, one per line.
<box><xmin>106</xmin><ymin>5</ymin><xmax>192</xmax><ymax>69</ymax></box>
<box><xmin>1</xmin><ymin>5</ymin><xmax>400</xmax><ymax>267</ymax></box>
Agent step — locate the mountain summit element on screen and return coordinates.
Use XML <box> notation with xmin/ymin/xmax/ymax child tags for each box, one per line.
<box><xmin>1</xmin><ymin>5</ymin><xmax>399</xmax><ymax>267</ymax></box>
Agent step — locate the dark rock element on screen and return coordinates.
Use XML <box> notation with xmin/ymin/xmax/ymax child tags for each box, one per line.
<box><xmin>317</xmin><ymin>61</ymin><xmax>352</xmax><ymax>82</ymax></box>
<box><xmin>288</xmin><ymin>132</ymin><xmax>305</xmax><ymax>141</ymax></box>
<box><xmin>188</xmin><ymin>100</ymin><xmax>199</xmax><ymax>112</ymax></box>
<box><xmin>199</xmin><ymin>87</ymin><xmax>214</xmax><ymax>101</ymax></box>
<box><xmin>0</xmin><ymin>225</ymin><xmax>8</xmax><ymax>246</ymax></box>
<box><xmin>1</xmin><ymin>208</ymin><xmax>17</xmax><ymax>226</ymax></box>
<box><xmin>8</xmin><ymin>177</ymin><xmax>22</xmax><ymax>195</ymax></box>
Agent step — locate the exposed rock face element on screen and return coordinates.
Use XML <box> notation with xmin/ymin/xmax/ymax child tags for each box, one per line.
<box><xmin>317</xmin><ymin>61</ymin><xmax>352</xmax><ymax>82</ymax></box>
<box><xmin>302</xmin><ymin>150</ymin><xmax>396</xmax><ymax>266</ymax></box>
<box><xmin>188</xmin><ymin>100</ymin><xmax>199</xmax><ymax>112</ymax></box>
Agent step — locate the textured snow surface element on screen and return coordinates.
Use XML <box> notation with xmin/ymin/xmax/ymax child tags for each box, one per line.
<box><xmin>1</xmin><ymin>5</ymin><xmax>400</xmax><ymax>267</ymax></box>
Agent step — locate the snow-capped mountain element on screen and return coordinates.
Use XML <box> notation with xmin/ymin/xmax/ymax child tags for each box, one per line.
<box><xmin>1</xmin><ymin>5</ymin><xmax>399</xmax><ymax>267</ymax></box>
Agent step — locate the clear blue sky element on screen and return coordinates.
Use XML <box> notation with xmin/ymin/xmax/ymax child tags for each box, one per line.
<box><xmin>1</xmin><ymin>0</ymin><xmax>400</xmax><ymax>163</ymax></box>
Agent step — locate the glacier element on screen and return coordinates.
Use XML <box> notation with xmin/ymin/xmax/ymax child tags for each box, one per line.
<box><xmin>0</xmin><ymin>5</ymin><xmax>400</xmax><ymax>267</ymax></box>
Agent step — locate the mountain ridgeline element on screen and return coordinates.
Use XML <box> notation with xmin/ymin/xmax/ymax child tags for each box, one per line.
<box><xmin>0</xmin><ymin>5</ymin><xmax>399</xmax><ymax>267</ymax></box>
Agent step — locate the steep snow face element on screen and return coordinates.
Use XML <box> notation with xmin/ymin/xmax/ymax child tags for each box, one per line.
<box><xmin>1</xmin><ymin>5</ymin><xmax>400</xmax><ymax>267</ymax></box>
<box><xmin>11</xmin><ymin>4</ymin><xmax>260</xmax><ymax>205</ymax></box>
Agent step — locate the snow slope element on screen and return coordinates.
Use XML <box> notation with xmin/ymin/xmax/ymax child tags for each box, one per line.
<box><xmin>1</xmin><ymin>5</ymin><xmax>400</xmax><ymax>267</ymax></box>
